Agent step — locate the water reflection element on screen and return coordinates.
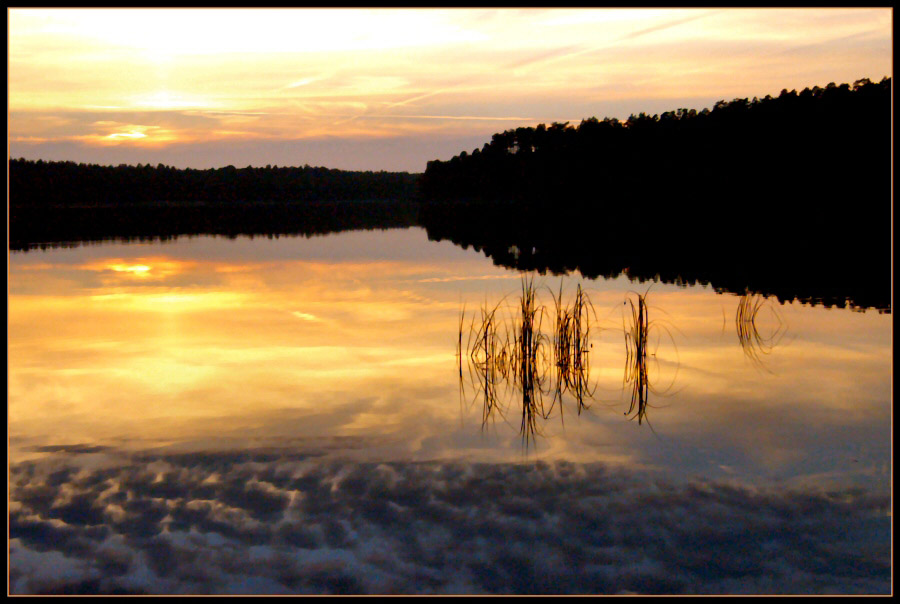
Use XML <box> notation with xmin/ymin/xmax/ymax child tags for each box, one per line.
<box><xmin>462</xmin><ymin>297</ymin><xmax>508</xmax><ymax>430</ymax></box>
<box><xmin>623</xmin><ymin>290</ymin><xmax>651</xmax><ymax>425</ymax></box>
<box><xmin>459</xmin><ymin>282</ymin><xmax>801</xmax><ymax>440</ymax></box>
<box><xmin>622</xmin><ymin>290</ymin><xmax>680</xmax><ymax>426</ymax></box>
<box><xmin>548</xmin><ymin>282</ymin><xmax>596</xmax><ymax>419</ymax></box>
<box><xmin>419</xmin><ymin>200</ymin><xmax>891</xmax><ymax>313</ymax></box>
<box><xmin>9</xmin><ymin>447</ymin><xmax>891</xmax><ymax>595</ymax></box>
<box><xmin>735</xmin><ymin>293</ymin><xmax>789</xmax><ymax>372</ymax></box>
<box><xmin>460</xmin><ymin>279</ymin><xmax>569</xmax><ymax>447</ymax></box>
<box><xmin>510</xmin><ymin>278</ymin><xmax>551</xmax><ymax>447</ymax></box>
<box><xmin>459</xmin><ymin>280</ymin><xmax>682</xmax><ymax>446</ymax></box>
<box><xmin>8</xmin><ymin>230</ymin><xmax>892</xmax><ymax>594</ymax></box>
<box><xmin>10</xmin><ymin>199</ymin><xmax>419</xmax><ymax>251</ymax></box>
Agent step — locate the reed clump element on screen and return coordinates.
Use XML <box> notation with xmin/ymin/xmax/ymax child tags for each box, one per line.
<box><xmin>735</xmin><ymin>293</ymin><xmax>787</xmax><ymax>371</ymax></box>
<box><xmin>464</xmin><ymin>297</ymin><xmax>509</xmax><ymax>429</ymax></box>
<box><xmin>512</xmin><ymin>277</ymin><xmax>550</xmax><ymax>447</ymax></box>
<box><xmin>549</xmin><ymin>282</ymin><xmax>597</xmax><ymax>420</ymax></box>
<box><xmin>623</xmin><ymin>291</ymin><xmax>650</xmax><ymax>424</ymax></box>
<box><xmin>622</xmin><ymin>289</ymin><xmax>680</xmax><ymax>426</ymax></box>
<box><xmin>460</xmin><ymin>281</ymin><xmax>682</xmax><ymax>442</ymax></box>
<box><xmin>459</xmin><ymin>276</ymin><xmax>602</xmax><ymax>449</ymax></box>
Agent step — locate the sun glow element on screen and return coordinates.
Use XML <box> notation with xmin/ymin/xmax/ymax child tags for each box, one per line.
<box><xmin>77</xmin><ymin>257</ymin><xmax>196</xmax><ymax>281</ymax></box>
<box><xmin>106</xmin><ymin>131</ymin><xmax>147</xmax><ymax>140</ymax></box>
<box><xmin>108</xmin><ymin>263</ymin><xmax>151</xmax><ymax>275</ymax></box>
<box><xmin>133</xmin><ymin>91</ymin><xmax>214</xmax><ymax>110</ymax></box>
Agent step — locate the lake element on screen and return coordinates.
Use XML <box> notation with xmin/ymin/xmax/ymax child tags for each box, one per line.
<box><xmin>8</xmin><ymin>227</ymin><xmax>892</xmax><ymax>595</ymax></box>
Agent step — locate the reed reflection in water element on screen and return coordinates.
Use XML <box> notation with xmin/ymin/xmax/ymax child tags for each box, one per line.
<box><xmin>459</xmin><ymin>278</ymin><xmax>672</xmax><ymax>448</ymax></box>
<box><xmin>622</xmin><ymin>289</ymin><xmax>681</xmax><ymax>426</ymax></box>
<box><xmin>459</xmin><ymin>279</ymin><xmax>552</xmax><ymax>447</ymax></box>
<box><xmin>549</xmin><ymin>282</ymin><xmax>597</xmax><ymax>420</ymax></box>
<box><xmin>512</xmin><ymin>278</ymin><xmax>554</xmax><ymax>446</ymax></box>
<box><xmin>735</xmin><ymin>293</ymin><xmax>789</xmax><ymax>372</ymax></box>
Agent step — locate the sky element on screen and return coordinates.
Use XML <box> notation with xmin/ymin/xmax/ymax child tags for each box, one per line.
<box><xmin>7</xmin><ymin>8</ymin><xmax>893</xmax><ymax>173</ymax></box>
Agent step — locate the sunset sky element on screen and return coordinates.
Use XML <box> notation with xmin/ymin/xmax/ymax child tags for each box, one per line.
<box><xmin>8</xmin><ymin>8</ymin><xmax>892</xmax><ymax>172</ymax></box>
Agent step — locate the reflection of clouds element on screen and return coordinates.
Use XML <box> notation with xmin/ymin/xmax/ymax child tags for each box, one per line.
<box><xmin>9</xmin><ymin>449</ymin><xmax>890</xmax><ymax>595</ymax></box>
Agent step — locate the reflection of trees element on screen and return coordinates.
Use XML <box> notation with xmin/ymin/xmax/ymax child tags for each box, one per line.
<box><xmin>11</xmin><ymin>199</ymin><xmax>420</xmax><ymax>252</ymax></box>
<box><xmin>420</xmin><ymin>197</ymin><xmax>891</xmax><ymax>314</ymax></box>
<box><xmin>735</xmin><ymin>293</ymin><xmax>788</xmax><ymax>371</ymax></box>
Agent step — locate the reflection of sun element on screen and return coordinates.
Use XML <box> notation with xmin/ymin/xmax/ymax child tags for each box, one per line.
<box><xmin>78</xmin><ymin>257</ymin><xmax>197</xmax><ymax>280</ymax></box>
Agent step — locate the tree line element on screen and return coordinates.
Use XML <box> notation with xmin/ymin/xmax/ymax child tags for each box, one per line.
<box><xmin>9</xmin><ymin>160</ymin><xmax>420</xmax><ymax>207</ymax></box>
<box><xmin>420</xmin><ymin>77</ymin><xmax>890</xmax><ymax>209</ymax></box>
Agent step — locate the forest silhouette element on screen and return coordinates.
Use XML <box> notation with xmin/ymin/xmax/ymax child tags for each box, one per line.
<box><xmin>420</xmin><ymin>77</ymin><xmax>890</xmax><ymax>205</ymax></box>
<box><xmin>9</xmin><ymin>77</ymin><xmax>891</xmax><ymax>310</ymax></box>
<box><xmin>420</xmin><ymin>77</ymin><xmax>891</xmax><ymax>311</ymax></box>
<box><xmin>9</xmin><ymin>161</ymin><xmax>419</xmax><ymax>249</ymax></box>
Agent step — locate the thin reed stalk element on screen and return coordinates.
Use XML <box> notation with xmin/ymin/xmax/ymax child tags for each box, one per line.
<box><xmin>548</xmin><ymin>281</ymin><xmax>597</xmax><ymax>420</ymax></box>
<box><xmin>623</xmin><ymin>291</ymin><xmax>650</xmax><ymax>424</ymax></box>
<box><xmin>621</xmin><ymin>288</ymin><xmax>682</xmax><ymax>426</ymax></box>
<box><xmin>466</xmin><ymin>299</ymin><xmax>508</xmax><ymax>429</ymax></box>
<box><xmin>735</xmin><ymin>293</ymin><xmax>787</xmax><ymax>371</ymax></box>
<box><xmin>514</xmin><ymin>277</ymin><xmax>547</xmax><ymax>448</ymax></box>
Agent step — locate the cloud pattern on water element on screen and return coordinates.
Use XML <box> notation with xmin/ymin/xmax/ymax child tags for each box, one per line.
<box><xmin>9</xmin><ymin>448</ymin><xmax>890</xmax><ymax>595</ymax></box>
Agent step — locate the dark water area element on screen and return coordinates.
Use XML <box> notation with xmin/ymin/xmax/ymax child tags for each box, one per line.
<box><xmin>10</xmin><ymin>194</ymin><xmax>891</xmax><ymax>313</ymax></box>
<box><xmin>9</xmin><ymin>199</ymin><xmax>420</xmax><ymax>251</ymax></box>
<box><xmin>418</xmin><ymin>199</ymin><xmax>891</xmax><ymax>313</ymax></box>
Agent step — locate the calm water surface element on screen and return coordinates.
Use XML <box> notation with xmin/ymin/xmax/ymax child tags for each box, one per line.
<box><xmin>8</xmin><ymin>228</ymin><xmax>892</xmax><ymax>595</ymax></box>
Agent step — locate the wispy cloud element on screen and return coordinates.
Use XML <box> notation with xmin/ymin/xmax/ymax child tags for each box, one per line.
<box><xmin>620</xmin><ymin>10</ymin><xmax>720</xmax><ymax>41</ymax></box>
<box><xmin>417</xmin><ymin>274</ymin><xmax>523</xmax><ymax>283</ymax></box>
<box><xmin>365</xmin><ymin>114</ymin><xmax>537</xmax><ymax>122</ymax></box>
